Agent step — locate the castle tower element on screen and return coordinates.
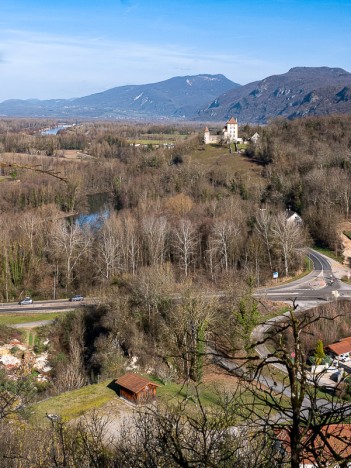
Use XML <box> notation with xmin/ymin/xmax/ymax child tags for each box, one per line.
<box><xmin>225</xmin><ymin>117</ymin><xmax>238</xmax><ymax>142</ymax></box>
<box><xmin>204</xmin><ymin>127</ymin><xmax>210</xmax><ymax>144</ymax></box>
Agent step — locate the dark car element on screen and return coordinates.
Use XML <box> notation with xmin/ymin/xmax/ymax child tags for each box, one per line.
<box><xmin>69</xmin><ymin>294</ymin><xmax>84</xmax><ymax>302</ymax></box>
<box><xmin>19</xmin><ymin>296</ymin><xmax>33</xmax><ymax>305</ymax></box>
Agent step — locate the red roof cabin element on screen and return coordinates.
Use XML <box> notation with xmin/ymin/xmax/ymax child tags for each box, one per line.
<box><xmin>116</xmin><ymin>373</ymin><xmax>160</xmax><ymax>404</ymax></box>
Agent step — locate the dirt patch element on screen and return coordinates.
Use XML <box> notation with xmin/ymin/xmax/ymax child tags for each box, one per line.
<box><xmin>202</xmin><ymin>363</ymin><xmax>240</xmax><ymax>391</ymax></box>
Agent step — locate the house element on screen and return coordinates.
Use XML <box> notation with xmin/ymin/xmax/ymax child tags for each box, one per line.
<box><xmin>116</xmin><ymin>372</ymin><xmax>160</xmax><ymax>404</ymax></box>
<box><xmin>250</xmin><ymin>132</ymin><xmax>260</xmax><ymax>143</ymax></box>
<box><xmin>286</xmin><ymin>209</ymin><xmax>303</xmax><ymax>225</ymax></box>
<box><xmin>274</xmin><ymin>424</ymin><xmax>351</xmax><ymax>467</ymax></box>
<box><xmin>326</xmin><ymin>337</ymin><xmax>351</xmax><ymax>362</ymax></box>
<box><xmin>204</xmin><ymin>117</ymin><xmax>240</xmax><ymax>144</ymax></box>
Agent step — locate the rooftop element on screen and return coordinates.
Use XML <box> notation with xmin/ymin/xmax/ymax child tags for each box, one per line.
<box><xmin>275</xmin><ymin>424</ymin><xmax>351</xmax><ymax>466</ymax></box>
<box><xmin>227</xmin><ymin>117</ymin><xmax>237</xmax><ymax>124</ymax></box>
<box><xmin>116</xmin><ymin>373</ymin><xmax>159</xmax><ymax>394</ymax></box>
<box><xmin>326</xmin><ymin>337</ymin><xmax>351</xmax><ymax>356</ymax></box>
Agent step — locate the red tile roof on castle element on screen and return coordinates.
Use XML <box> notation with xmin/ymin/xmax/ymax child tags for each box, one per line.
<box><xmin>227</xmin><ymin>117</ymin><xmax>237</xmax><ymax>123</ymax></box>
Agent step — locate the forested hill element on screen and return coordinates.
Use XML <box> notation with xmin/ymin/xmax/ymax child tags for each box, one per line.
<box><xmin>0</xmin><ymin>74</ymin><xmax>239</xmax><ymax>119</ymax></box>
<box><xmin>196</xmin><ymin>67</ymin><xmax>351</xmax><ymax>124</ymax></box>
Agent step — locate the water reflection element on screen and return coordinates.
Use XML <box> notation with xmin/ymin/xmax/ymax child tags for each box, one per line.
<box><xmin>74</xmin><ymin>192</ymin><xmax>112</xmax><ymax>230</ymax></box>
<box><xmin>75</xmin><ymin>209</ymin><xmax>109</xmax><ymax>229</ymax></box>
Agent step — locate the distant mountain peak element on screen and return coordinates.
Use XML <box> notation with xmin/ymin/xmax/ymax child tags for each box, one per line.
<box><xmin>196</xmin><ymin>66</ymin><xmax>351</xmax><ymax>124</ymax></box>
<box><xmin>288</xmin><ymin>66</ymin><xmax>349</xmax><ymax>75</ymax></box>
<box><xmin>0</xmin><ymin>73</ymin><xmax>240</xmax><ymax>120</ymax></box>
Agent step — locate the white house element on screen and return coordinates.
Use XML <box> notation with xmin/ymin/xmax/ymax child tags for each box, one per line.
<box><xmin>251</xmin><ymin>132</ymin><xmax>260</xmax><ymax>143</ymax></box>
<box><xmin>286</xmin><ymin>210</ymin><xmax>303</xmax><ymax>225</ymax></box>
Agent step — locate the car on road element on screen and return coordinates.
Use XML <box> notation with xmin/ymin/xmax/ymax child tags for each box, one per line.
<box><xmin>69</xmin><ymin>294</ymin><xmax>84</xmax><ymax>302</ymax></box>
<box><xmin>19</xmin><ymin>296</ymin><xmax>33</xmax><ymax>305</ymax></box>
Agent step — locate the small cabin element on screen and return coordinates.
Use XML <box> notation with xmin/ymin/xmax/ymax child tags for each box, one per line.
<box><xmin>116</xmin><ymin>373</ymin><xmax>159</xmax><ymax>404</ymax></box>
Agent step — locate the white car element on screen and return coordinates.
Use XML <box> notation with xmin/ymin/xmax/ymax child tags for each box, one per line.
<box><xmin>19</xmin><ymin>297</ymin><xmax>33</xmax><ymax>305</ymax></box>
<box><xmin>69</xmin><ymin>294</ymin><xmax>84</xmax><ymax>302</ymax></box>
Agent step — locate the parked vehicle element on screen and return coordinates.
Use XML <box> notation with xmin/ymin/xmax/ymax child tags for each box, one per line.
<box><xmin>19</xmin><ymin>297</ymin><xmax>33</xmax><ymax>305</ymax></box>
<box><xmin>69</xmin><ymin>294</ymin><xmax>84</xmax><ymax>302</ymax></box>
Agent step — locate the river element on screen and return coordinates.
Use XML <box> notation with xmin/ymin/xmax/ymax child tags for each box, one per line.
<box><xmin>41</xmin><ymin>124</ymin><xmax>75</xmax><ymax>135</ymax></box>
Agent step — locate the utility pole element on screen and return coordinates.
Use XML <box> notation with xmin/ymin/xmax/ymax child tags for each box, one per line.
<box><xmin>53</xmin><ymin>263</ymin><xmax>58</xmax><ymax>300</ymax></box>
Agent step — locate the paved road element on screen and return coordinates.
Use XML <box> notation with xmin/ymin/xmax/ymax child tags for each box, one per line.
<box><xmin>251</xmin><ymin>249</ymin><xmax>351</xmax><ymax>389</ymax></box>
<box><xmin>0</xmin><ymin>299</ymin><xmax>88</xmax><ymax>314</ymax></box>
<box><xmin>254</xmin><ymin>248</ymin><xmax>351</xmax><ymax>302</ymax></box>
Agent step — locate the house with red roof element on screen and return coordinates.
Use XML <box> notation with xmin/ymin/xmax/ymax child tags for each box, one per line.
<box><xmin>274</xmin><ymin>424</ymin><xmax>351</xmax><ymax>467</ymax></box>
<box><xmin>326</xmin><ymin>337</ymin><xmax>351</xmax><ymax>363</ymax></box>
<box><xmin>116</xmin><ymin>372</ymin><xmax>160</xmax><ymax>404</ymax></box>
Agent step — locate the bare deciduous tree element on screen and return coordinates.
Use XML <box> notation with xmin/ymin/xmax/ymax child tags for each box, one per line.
<box><xmin>271</xmin><ymin>213</ymin><xmax>305</xmax><ymax>277</ymax></box>
<box><xmin>141</xmin><ymin>215</ymin><xmax>168</xmax><ymax>266</ymax></box>
<box><xmin>210</xmin><ymin>219</ymin><xmax>240</xmax><ymax>272</ymax></box>
<box><xmin>51</xmin><ymin>220</ymin><xmax>92</xmax><ymax>288</ymax></box>
<box><xmin>96</xmin><ymin>214</ymin><xmax>122</xmax><ymax>281</ymax></box>
<box><xmin>173</xmin><ymin>218</ymin><xmax>197</xmax><ymax>277</ymax></box>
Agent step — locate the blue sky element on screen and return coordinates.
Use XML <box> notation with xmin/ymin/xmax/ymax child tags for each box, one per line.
<box><xmin>0</xmin><ymin>0</ymin><xmax>350</xmax><ymax>101</ymax></box>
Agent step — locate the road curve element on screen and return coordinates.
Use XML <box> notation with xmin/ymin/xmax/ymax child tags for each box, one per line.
<box><xmin>252</xmin><ymin>248</ymin><xmax>351</xmax><ymax>378</ymax></box>
<box><xmin>254</xmin><ymin>249</ymin><xmax>351</xmax><ymax>302</ymax></box>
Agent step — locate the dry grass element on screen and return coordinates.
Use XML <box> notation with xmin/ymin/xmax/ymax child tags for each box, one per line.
<box><xmin>187</xmin><ymin>144</ymin><xmax>264</xmax><ymax>187</ymax></box>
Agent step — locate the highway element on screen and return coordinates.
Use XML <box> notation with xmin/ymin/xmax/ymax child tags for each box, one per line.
<box><xmin>0</xmin><ymin>299</ymin><xmax>89</xmax><ymax>314</ymax></box>
<box><xmin>1</xmin><ymin>249</ymin><xmax>348</xmax><ymax>315</ymax></box>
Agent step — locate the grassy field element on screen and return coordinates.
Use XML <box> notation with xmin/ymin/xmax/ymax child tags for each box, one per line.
<box><xmin>29</xmin><ymin>380</ymin><xmax>119</xmax><ymax>424</ymax></box>
<box><xmin>0</xmin><ymin>313</ymin><xmax>61</xmax><ymax>326</ymax></box>
<box><xmin>128</xmin><ymin>133</ymin><xmax>189</xmax><ymax>146</ymax></box>
<box><xmin>313</xmin><ymin>246</ymin><xmax>344</xmax><ymax>263</ymax></box>
<box><xmin>28</xmin><ymin>378</ymin><xmax>224</xmax><ymax>426</ymax></box>
<box><xmin>29</xmin><ymin>370</ymin><xmax>281</xmax><ymax>427</ymax></box>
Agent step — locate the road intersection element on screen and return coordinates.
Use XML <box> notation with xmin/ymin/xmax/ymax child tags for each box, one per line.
<box><xmin>255</xmin><ymin>248</ymin><xmax>351</xmax><ymax>303</ymax></box>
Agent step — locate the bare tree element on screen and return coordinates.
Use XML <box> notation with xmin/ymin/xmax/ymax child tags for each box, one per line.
<box><xmin>55</xmin><ymin>310</ymin><xmax>87</xmax><ymax>391</ymax></box>
<box><xmin>114</xmin><ymin>389</ymin><xmax>260</xmax><ymax>468</ymax></box>
<box><xmin>172</xmin><ymin>218</ymin><xmax>197</xmax><ymax>277</ymax></box>
<box><xmin>51</xmin><ymin>220</ymin><xmax>92</xmax><ymax>288</ymax></box>
<box><xmin>120</xmin><ymin>214</ymin><xmax>140</xmax><ymax>275</ymax></box>
<box><xmin>238</xmin><ymin>303</ymin><xmax>351</xmax><ymax>468</ymax></box>
<box><xmin>95</xmin><ymin>214</ymin><xmax>122</xmax><ymax>281</ymax></box>
<box><xmin>141</xmin><ymin>215</ymin><xmax>168</xmax><ymax>266</ymax></box>
<box><xmin>255</xmin><ymin>209</ymin><xmax>273</xmax><ymax>271</ymax></box>
<box><xmin>210</xmin><ymin>219</ymin><xmax>240</xmax><ymax>272</ymax></box>
<box><xmin>271</xmin><ymin>213</ymin><xmax>306</xmax><ymax>277</ymax></box>
<box><xmin>167</xmin><ymin>294</ymin><xmax>216</xmax><ymax>382</ymax></box>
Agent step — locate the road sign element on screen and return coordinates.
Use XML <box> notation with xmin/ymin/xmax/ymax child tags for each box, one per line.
<box><xmin>273</xmin><ymin>272</ymin><xmax>279</xmax><ymax>279</ymax></box>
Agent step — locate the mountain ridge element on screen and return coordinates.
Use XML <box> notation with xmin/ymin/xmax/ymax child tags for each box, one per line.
<box><xmin>0</xmin><ymin>74</ymin><xmax>239</xmax><ymax>120</ymax></box>
<box><xmin>197</xmin><ymin>66</ymin><xmax>351</xmax><ymax>123</ymax></box>
<box><xmin>1</xmin><ymin>67</ymin><xmax>351</xmax><ymax>123</ymax></box>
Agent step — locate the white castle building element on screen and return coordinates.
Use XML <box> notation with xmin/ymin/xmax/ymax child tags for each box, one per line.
<box><xmin>204</xmin><ymin>117</ymin><xmax>241</xmax><ymax>144</ymax></box>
